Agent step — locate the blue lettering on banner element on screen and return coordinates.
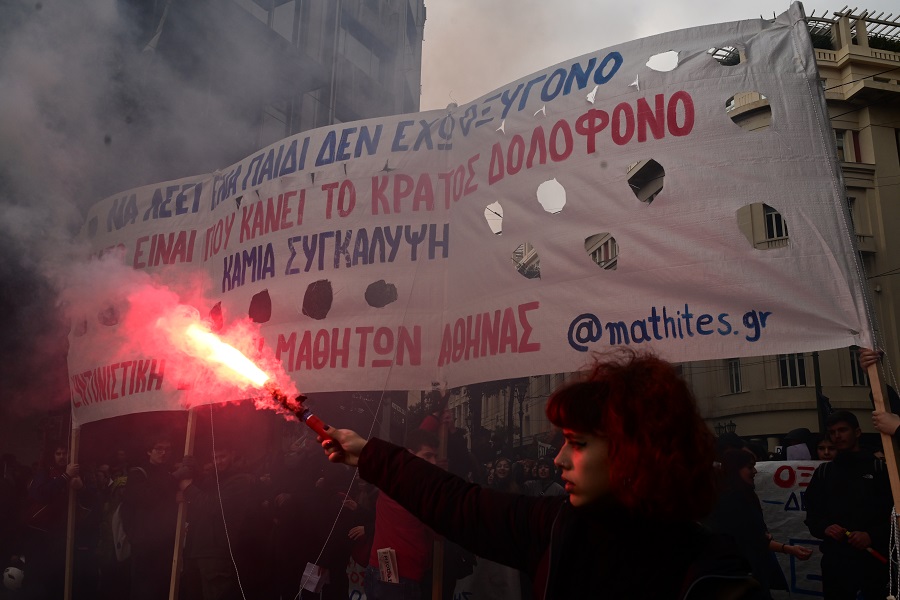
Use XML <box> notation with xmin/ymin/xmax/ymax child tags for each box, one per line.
<box><xmin>142</xmin><ymin>183</ymin><xmax>202</xmax><ymax>221</ymax></box>
<box><xmin>212</xmin><ymin>166</ymin><xmax>242</xmax><ymax>211</ymax></box>
<box><xmin>221</xmin><ymin>243</ymin><xmax>276</xmax><ymax>292</ymax></box>
<box><xmin>284</xmin><ymin>224</ymin><xmax>449</xmax><ymax>275</ymax></box>
<box><xmin>317</xmin><ymin>124</ymin><xmax>383</xmax><ymax>166</ymax></box>
<box><xmin>455</xmin><ymin>51</ymin><xmax>623</xmax><ymax>138</ymax></box>
<box><xmin>107</xmin><ymin>193</ymin><xmax>139</xmax><ymax>231</ymax></box>
<box><xmin>241</xmin><ymin>137</ymin><xmax>310</xmax><ymax>191</ymax></box>
<box><xmin>566</xmin><ymin>304</ymin><xmax>773</xmax><ymax>351</ymax></box>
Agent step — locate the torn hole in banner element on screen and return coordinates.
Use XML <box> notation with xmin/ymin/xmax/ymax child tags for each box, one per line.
<box><xmin>302</xmin><ymin>280</ymin><xmax>333</xmax><ymax>320</ymax></box>
<box><xmin>512</xmin><ymin>243</ymin><xmax>541</xmax><ymax>279</ymax></box>
<box><xmin>585</xmin><ymin>234</ymin><xmax>618</xmax><ymax>270</ymax></box>
<box><xmin>484</xmin><ymin>201</ymin><xmax>503</xmax><ymax>235</ymax></box>
<box><xmin>726</xmin><ymin>92</ymin><xmax>771</xmax><ymax>131</ymax></box>
<box><xmin>209</xmin><ymin>302</ymin><xmax>224</xmax><ymax>332</ymax></box>
<box><xmin>736</xmin><ymin>203</ymin><xmax>790</xmax><ymax>250</ymax></box>
<box><xmin>627</xmin><ymin>159</ymin><xmax>665</xmax><ymax>204</ymax></box>
<box><xmin>249</xmin><ymin>290</ymin><xmax>272</xmax><ymax>323</ymax></box>
<box><xmin>537</xmin><ymin>178</ymin><xmax>565</xmax><ymax>214</ymax></box>
<box><xmin>365</xmin><ymin>280</ymin><xmax>398</xmax><ymax>308</ymax></box>
<box><xmin>98</xmin><ymin>305</ymin><xmax>119</xmax><ymax>326</ymax></box>
<box><xmin>708</xmin><ymin>46</ymin><xmax>742</xmax><ymax>66</ymax></box>
<box><xmin>646</xmin><ymin>51</ymin><xmax>678</xmax><ymax>72</ymax></box>
<box><xmin>73</xmin><ymin>320</ymin><xmax>88</xmax><ymax>337</ymax></box>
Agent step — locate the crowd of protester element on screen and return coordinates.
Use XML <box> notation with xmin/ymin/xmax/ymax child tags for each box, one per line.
<box><xmin>0</xmin><ymin>403</ymin><xmax>569</xmax><ymax>600</ymax></box>
<box><xmin>0</xmin><ymin>348</ymin><xmax>895</xmax><ymax>599</ymax></box>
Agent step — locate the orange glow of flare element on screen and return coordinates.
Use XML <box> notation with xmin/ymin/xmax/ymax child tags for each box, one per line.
<box><xmin>185</xmin><ymin>324</ymin><xmax>270</xmax><ymax>388</ymax></box>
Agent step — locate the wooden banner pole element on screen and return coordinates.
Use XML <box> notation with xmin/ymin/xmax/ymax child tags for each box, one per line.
<box><xmin>867</xmin><ymin>364</ymin><xmax>900</xmax><ymax>513</ymax></box>
<box><xmin>431</xmin><ymin>402</ymin><xmax>449</xmax><ymax>600</ymax></box>
<box><xmin>63</xmin><ymin>424</ymin><xmax>81</xmax><ymax>600</ymax></box>
<box><xmin>169</xmin><ymin>407</ymin><xmax>198</xmax><ymax>600</ymax></box>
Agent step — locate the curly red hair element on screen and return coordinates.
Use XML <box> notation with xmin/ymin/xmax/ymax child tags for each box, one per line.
<box><xmin>546</xmin><ymin>349</ymin><xmax>716</xmax><ymax>521</ymax></box>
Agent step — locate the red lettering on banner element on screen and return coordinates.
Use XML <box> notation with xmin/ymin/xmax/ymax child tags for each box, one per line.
<box><xmin>772</xmin><ymin>464</ymin><xmax>818</xmax><ymax>489</ymax></box>
<box><xmin>239</xmin><ymin>192</ymin><xmax>299</xmax><ymax>243</ymax></box>
<box><xmin>71</xmin><ymin>359</ymin><xmax>165</xmax><ymax>408</ymax></box>
<box><xmin>276</xmin><ymin>326</ymin><xmax>421</xmax><ymax>371</ymax></box>
<box><xmin>134</xmin><ymin>231</ymin><xmax>197</xmax><ymax>268</ymax></box>
<box><xmin>372</xmin><ymin>160</ymin><xmax>480</xmax><ymax>215</ymax></box>
<box><xmin>489</xmin><ymin>92</ymin><xmax>695</xmax><ymax>185</ymax></box>
<box><xmin>203</xmin><ymin>213</ymin><xmax>237</xmax><ymax>261</ymax></box>
<box><xmin>796</xmin><ymin>465</ymin><xmax>815</xmax><ymax>488</ymax></box>
<box><xmin>438</xmin><ymin>302</ymin><xmax>541</xmax><ymax>366</ymax></box>
<box><xmin>773</xmin><ymin>465</ymin><xmax>795</xmax><ymax>488</ymax></box>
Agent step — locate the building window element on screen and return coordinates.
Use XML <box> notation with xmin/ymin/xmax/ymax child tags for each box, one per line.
<box><xmin>272</xmin><ymin>1</ymin><xmax>297</xmax><ymax>42</ymax></box>
<box><xmin>764</xmin><ymin>205</ymin><xmax>788</xmax><ymax>240</ymax></box>
<box><xmin>338</xmin><ymin>26</ymin><xmax>381</xmax><ymax>78</ymax></box>
<box><xmin>778</xmin><ymin>353</ymin><xmax>807</xmax><ymax>387</ymax></box>
<box><xmin>727</xmin><ymin>358</ymin><xmax>742</xmax><ymax>394</ymax></box>
<box><xmin>589</xmin><ymin>236</ymin><xmax>618</xmax><ymax>270</ymax></box>
<box><xmin>849</xmin><ymin>347</ymin><xmax>869</xmax><ymax>386</ymax></box>
<box><xmin>834</xmin><ymin>129</ymin><xmax>846</xmax><ymax>161</ymax></box>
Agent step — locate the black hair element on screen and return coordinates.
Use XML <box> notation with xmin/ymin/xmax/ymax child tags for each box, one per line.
<box><xmin>826</xmin><ymin>410</ymin><xmax>859</xmax><ymax>429</ymax></box>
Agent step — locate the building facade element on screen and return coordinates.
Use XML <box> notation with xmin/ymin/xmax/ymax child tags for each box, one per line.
<box><xmin>122</xmin><ymin>0</ymin><xmax>425</xmax><ymax>174</ymax></box>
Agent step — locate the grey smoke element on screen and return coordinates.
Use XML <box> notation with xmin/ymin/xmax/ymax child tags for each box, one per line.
<box><xmin>0</xmin><ymin>0</ymin><xmax>291</xmax><ymax>419</ymax></box>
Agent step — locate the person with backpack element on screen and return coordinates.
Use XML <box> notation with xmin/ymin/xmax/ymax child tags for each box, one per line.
<box><xmin>804</xmin><ymin>410</ymin><xmax>892</xmax><ymax>599</ymax></box>
<box><xmin>119</xmin><ymin>438</ymin><xmax>193</xmax><ymax>600</ymax></box>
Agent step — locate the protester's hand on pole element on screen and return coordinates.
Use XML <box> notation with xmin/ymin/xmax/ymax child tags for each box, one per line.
<box><xmin>845</xmin><ymin>530</ymin><xmax>873</xmax><ymax>551</ymax></box>
<box><xmin>859</xmin><ymin>348</ymin><xmax>883</xmax><ymax>369</ymax></box>
<box><xmin>65</xmin><ymin>463</ymin><xmax>80</xmax><ymax>478</ymax></box>
<box><xmin>824</xmin><ymin>524</ymin><xmax>847</xmax><ymax>541</ymax></box>
<box><xmin>321</xmin><ymin>427</ymin><xmax>367</xmax><ymax>466</ymax></box>
<box><xmin>873</xmin><ymin>409</ymin><xmax>900</xmax><ymax>437</ymax></box>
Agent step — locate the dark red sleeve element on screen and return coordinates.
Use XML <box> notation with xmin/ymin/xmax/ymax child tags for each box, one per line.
<box><xmin>358</xmin><ymin>437</ymin><xmax>562</xmax><ymax>573</ymax></box>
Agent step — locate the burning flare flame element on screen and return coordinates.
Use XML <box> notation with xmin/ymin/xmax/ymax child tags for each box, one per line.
<box><xmin>184</xmin><ymin>323</ymin><xmax>270</xmax><ymax>387</ymax></box>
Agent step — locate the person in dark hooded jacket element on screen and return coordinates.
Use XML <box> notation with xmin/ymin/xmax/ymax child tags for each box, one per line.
<box><xmin>706</xmin><ymin>450</ymin><xmax>812</xmax><ymax>598</ymax></box>
<box><xmin>321</xmin><ymin>350</ymin><xmax>760</xmax><ymax>599</ymax></box>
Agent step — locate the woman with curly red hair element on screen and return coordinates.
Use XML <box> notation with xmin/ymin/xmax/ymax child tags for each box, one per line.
<box><xmin>320</xmin><ymin>350</ymin><xmax>758</xmax><ymax>599</ymax></box>
<box><xmin>544</xmin><ymin>350</ymin><xmax>718</xmax><ymax>521</ymax></box>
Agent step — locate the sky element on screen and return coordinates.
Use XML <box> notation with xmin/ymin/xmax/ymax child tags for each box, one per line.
<box><xmin>419</xmin><ymin>1</ymin><xmax>898</xmax><ymax>110</ymax></box>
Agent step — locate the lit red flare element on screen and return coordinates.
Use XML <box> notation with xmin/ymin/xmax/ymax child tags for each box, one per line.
<box><xmin>172</xmin><ymin>316</ymin><xmax>333</xmax><ymax>445</ymax></box>
<box><xmin>185</xmin><ymin>324</ymin><xmax>269</xmax><ymax>387</ymax></box>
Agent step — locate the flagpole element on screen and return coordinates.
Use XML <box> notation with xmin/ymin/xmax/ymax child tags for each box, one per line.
<box><xmin>169</xmin><ymin>407</ymin><xmax>198</xmax><ymax>600</ymax></box>
<box><xmin>63</xmin><ymin>424</ymin><xmax>81</xmax><ymax>600</ymax></box>
<box><xmin>431</xmin><ymin>393</ymin><xmax>450</xmax><ymax>600</ymax></box>
<box><xmin>867</xmin><ymin>364</ymin><xmax>900</xmax><ymax>512</ymax></box>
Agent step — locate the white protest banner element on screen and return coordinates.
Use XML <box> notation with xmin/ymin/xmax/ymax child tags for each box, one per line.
<box><xmin>68</xmin><ymin>3</ymin><xmax>873</xmax><ymax>423</ymax></box>
<box><xmin>756</xmin><ymin>461</ymin><xmax>823</xmax><ymax>597</ymax></box>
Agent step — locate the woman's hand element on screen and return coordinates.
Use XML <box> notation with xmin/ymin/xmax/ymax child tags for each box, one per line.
<box><xmin>785</xmin><ymin>545</ymin><xmax>813</xmax><ymax>560</ymax></box>
<box><xmin>321</xmin><ymin>427</ymin><xmax>368</xmax><ymax>466</ymax></box>
<box><xmin>348</xmin><ymin>525</ymin><xmax>366</xmax><ymax>540</ymax></box>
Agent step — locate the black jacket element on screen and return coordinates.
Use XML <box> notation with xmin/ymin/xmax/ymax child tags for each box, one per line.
<box><xmin>359</xmin><ymin>438</ymin><xmax>758</xmax><ymax>599</ymax></box>
<box><xmin>120</xmin><ymin>463</ymin><xmax>178</xmax><ymax>547</ymax></box>
<box><xmin>804</xmin><ymin>449</ymin><xmax>892</xmax><ymax>554</ymax></box>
